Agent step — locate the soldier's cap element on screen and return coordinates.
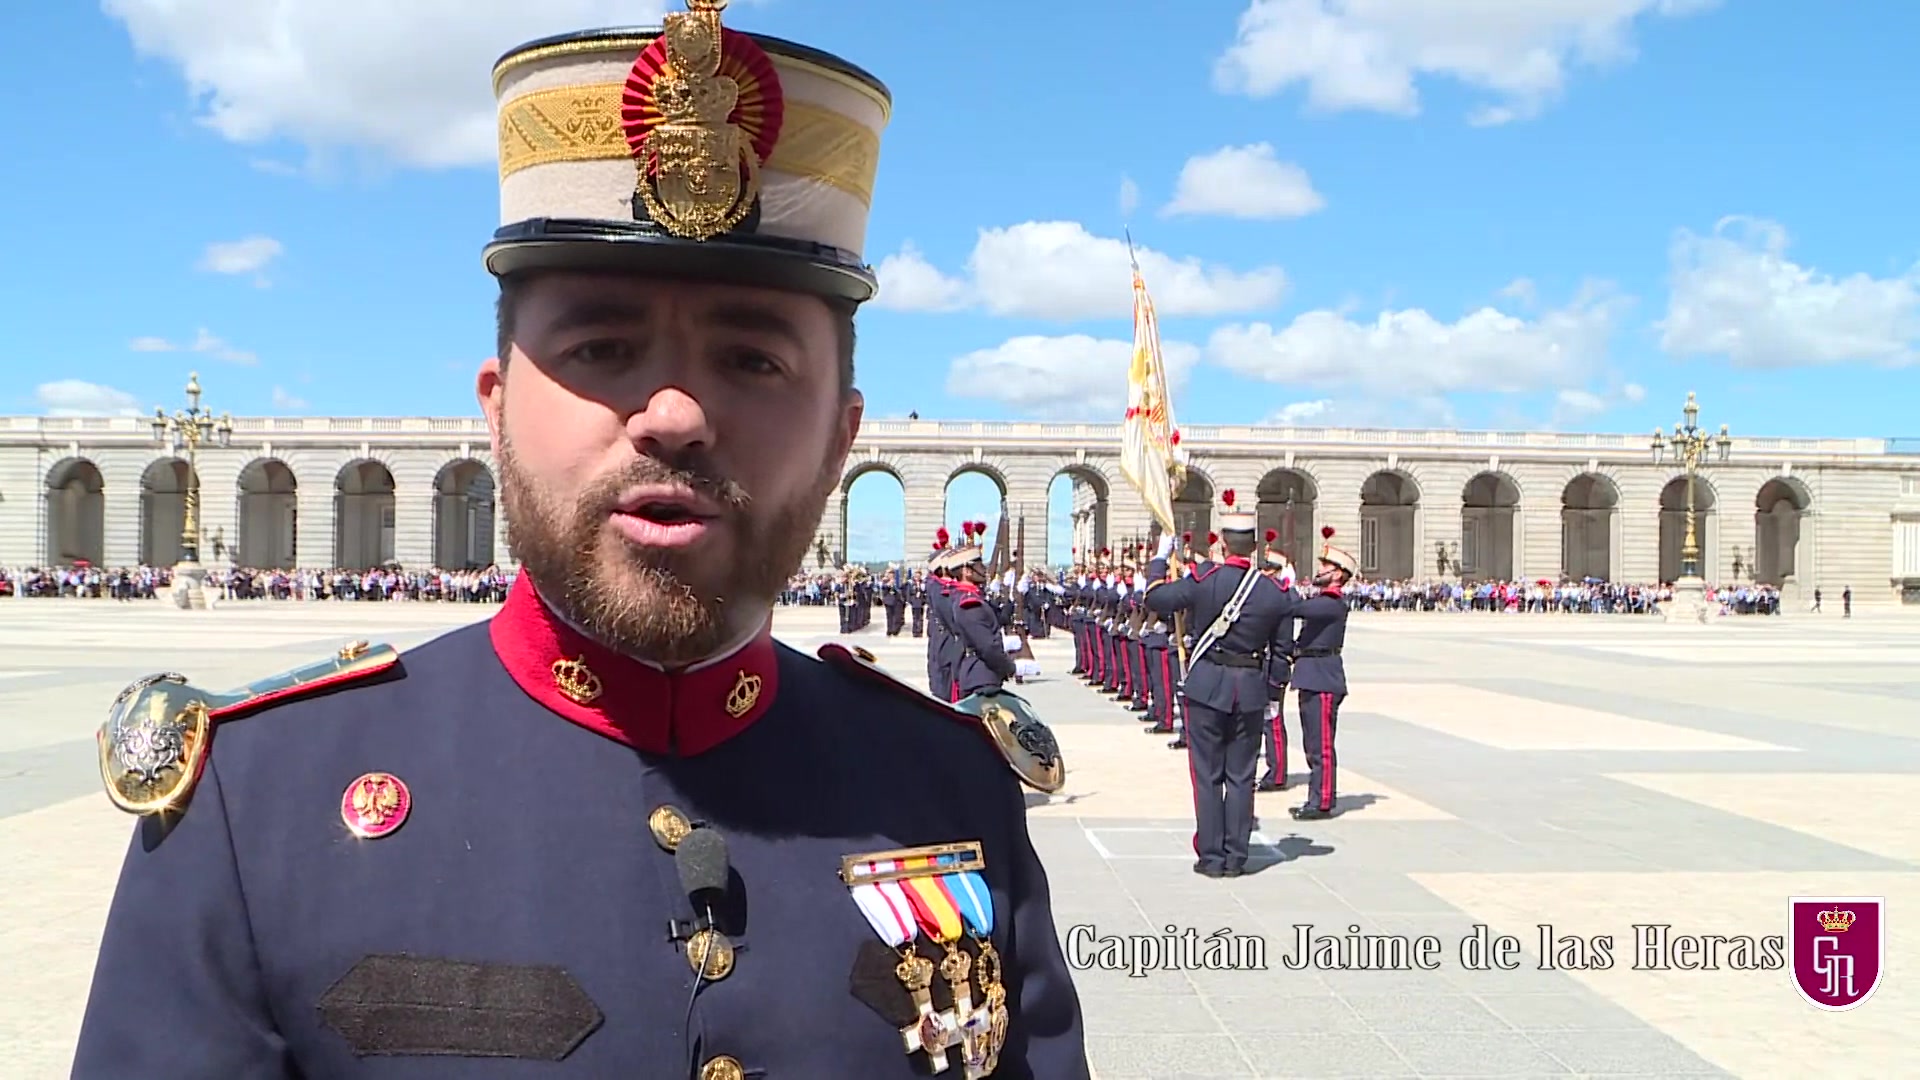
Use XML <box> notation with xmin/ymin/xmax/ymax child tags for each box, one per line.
<box><xmin>487</xmin><ymin>0</ymin><xmax>890</xmax><ymax>303</ymax></box>
<box><xmin>1217</xmin><ymin>487</ymin><xmax>1256</xmax><ymax>534</ymax></box>
<box><xmin>1318</xmin><ymin>544</ymin><xmax>1359</xmax><ymax>576</ymax></box>
<box><xmin>948</xmin><ymin>544</ymin><xmax>984</xmax><ymax>566</ymax></box>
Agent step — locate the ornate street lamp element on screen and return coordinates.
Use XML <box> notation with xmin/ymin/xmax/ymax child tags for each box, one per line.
<box><xmin>1650</xmin><ymin>390</ymin><xmax>1731</xmax><ymax>623</ymax></box>
<box><xmin>152</xmin><ymin>371</ymin><xmax>233</xmax><ymax>609</ymax></box>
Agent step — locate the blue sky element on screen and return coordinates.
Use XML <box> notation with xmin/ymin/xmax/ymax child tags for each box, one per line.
<box><xmin>6</xmin><ymin>1</ymin><xmax>1918</xmax><ymax>565</ymax></box>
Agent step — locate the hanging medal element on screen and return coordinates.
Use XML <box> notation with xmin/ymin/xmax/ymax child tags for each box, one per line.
<box><xmin>847</xmin><ymin>859</ymin><xmax>956</xmax><ymax>1072</ymax></box>
<box><xmin>899</xmin><ymin>858</ymin><xmax>977</xmax><ymax>1046</ymax></box>
<box><xmin>942</xmin><ymin>862</ymin><xmax>1007</xmax><ymax>1076</ymax></box>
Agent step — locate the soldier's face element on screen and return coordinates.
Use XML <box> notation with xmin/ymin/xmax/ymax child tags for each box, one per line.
<box><xmin>479</xmin><ymin>273</ymin><xmax>860</xmax><ymax>662</ymax></box>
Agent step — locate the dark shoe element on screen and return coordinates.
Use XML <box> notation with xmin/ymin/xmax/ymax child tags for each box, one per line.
<box><xmin>1289</xmin><ymin>805</ymin><xmax>1335</xmax><ymax>821</ymax></box>
<box><xmin>1168</xmin><ymin>737</ymin><xmax>1187</xmax><ymax>750</ymax></box>
<box><xmin>1221</xmin><ymin>866</ymin><xmax>1244</xmax><ymax>878</ymax></box>
<box><xmin>1192</xmin><ymin>861</ymin><xmax>1225</xmax><ymax>878</ymax></box>
<box><xmin>1256</xmin><ymin>779</ymin><xmax>1286</xmax><ymax>793</ymax></box>
<box><xmin>1145</xmin><ymin>723</ymin><xmax>1172</xmax><ymax>734</ymax></box>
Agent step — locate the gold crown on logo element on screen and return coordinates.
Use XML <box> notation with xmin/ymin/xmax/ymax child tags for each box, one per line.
<box><xmin>552</xmin><ymin>656</ymin><xmax>603</xmax><ymax>705</ymax></box>
<box><xmin>725</xmin><ymin>669</ymin><xmax>762</xmax><ymax>718</ymax></box>
<box><xmin>1817</xmin><ymin>908</ymin><xmax>1857</xmax><ymax>933</ymax></box>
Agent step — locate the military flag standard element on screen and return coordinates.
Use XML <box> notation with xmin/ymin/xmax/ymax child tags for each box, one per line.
<box><xmin>1120</xmin><ymin>236</ymin><xmax>1186</xmax><ymax>533</ymax></box>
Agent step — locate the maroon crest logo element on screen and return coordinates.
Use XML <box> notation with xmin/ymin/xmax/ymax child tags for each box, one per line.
<box><xmin>1789</xmin><ymin>896</ymin><xmax>1884</xmax><ymax>1011</ymax></box>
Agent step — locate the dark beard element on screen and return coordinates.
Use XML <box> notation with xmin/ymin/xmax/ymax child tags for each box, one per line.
<box><xmin>498</xmin><ymin>428</ymin><xmax>837</xmax><ymax>665</ymax></box>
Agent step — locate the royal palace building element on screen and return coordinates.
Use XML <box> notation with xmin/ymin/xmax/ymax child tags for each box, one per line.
<box><xmin>5</xmin><ymin>410</ymin><xmax>1920</xmax><ymax>607</ymax></box>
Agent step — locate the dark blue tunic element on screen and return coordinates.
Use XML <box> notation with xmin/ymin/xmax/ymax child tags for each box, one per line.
<box><xmin>73</xmin><ymin>581</ymin><xmax>1089</xmax><ymax>1079</ymax></box>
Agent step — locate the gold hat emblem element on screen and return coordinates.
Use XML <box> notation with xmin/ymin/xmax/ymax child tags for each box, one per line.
<box><xmin>725</xmin><ymin>669</ymin><xmax>762</xmax><ymax>718</ymax></box>
<box><xmin>624</xmin><ymin>0</ymin><xmax>782</xmax><ymax>241</ymax></box>
<box><xmin>552</xmin><ymin>656</ymin><xmax>602</xmax><ymax>705</ymax></box>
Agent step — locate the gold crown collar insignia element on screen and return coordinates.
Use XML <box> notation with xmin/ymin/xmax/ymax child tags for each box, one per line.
<box><xmin>552</xmin><ymin>655</ymin><xmax>603</xmax><ymax>705</ymax></box>
<box><xmin>725</xmin><ymin>668</ymin><xmax>763</xmax><ymax>718</ymax></box>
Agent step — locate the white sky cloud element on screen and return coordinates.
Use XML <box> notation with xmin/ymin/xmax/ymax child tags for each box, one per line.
<box><xmin>1660</xmin><ymin>216</ymin><xmax>1920</xmax><ymax>368</ymax></box>
<box><xmin>199</xmin><ymin>235</ymin><xmax>284</xmax><ymax>282</ymax></box>
<box><xmin>36</xmin><ymin>380</ymin><xmax>145</xmax><ymax>417</ymax></box>
<box><xmin>1265</xmin><ymin>396</ymin><xmax>1458</xmax><ymax>429</ymax></box>
<box><xmin>1213</xmin><ymin>0</ymin><xmax>1717</xmax><ymax>125</ymax></box>
<box><xmin>270</xmin><ymin>386</ymin><xmax>308</xmax><ymax>411</ymax></box>
<box><xmin>945</xmin><ymin>334</ymin><xmax>1201</xmax><ymax>420</ymax></box>
<box><xmin>1208</xmin><ymin>284</ymin><xmax>1627</xmax><ymax>398</ymax></box>
<box><xmin>1163</xmin><ymin>143</ymin><xmax>1325</xmax><ymax>219</ymax></box>
<box><xmin>1118</xmin><ymin>176</ymin><xmax>1141</xmax><ymax>219</ymax></box>
<box><xmin>131</xmin><ymin>329</ymin><xmax>258</xmax><ymax>364</ymax></box>
<box><xmin>873</xmin><ymin>222</ymin><xmax>1286</xmax><ymax>321</ymax></box>
<box><xmin>103</xmin><ymin>0</ymin><xmax>667</xmax><ymax>167</ymax></box>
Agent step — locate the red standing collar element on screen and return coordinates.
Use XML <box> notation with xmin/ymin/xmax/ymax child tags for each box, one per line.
<box><xmin>488</xmin><ymin>574</ymin><xmax>778</xmax><ymax>755</ymax></box>
<box><xmin>948</xmin><ymin>580</ymin><xmax>981</xmax><ymax>596</ymax></box>
<box><xmin>1221</xmin><ymin>556</ymin><xmax>1252</xmax><ymax>569</ymax></box>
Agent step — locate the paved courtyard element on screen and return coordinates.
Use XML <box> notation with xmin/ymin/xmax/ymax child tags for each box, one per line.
<box><xmin>2</xmin><ymin>598</ymin><xmax>1916</xmax><ymax>1078</ymax></box>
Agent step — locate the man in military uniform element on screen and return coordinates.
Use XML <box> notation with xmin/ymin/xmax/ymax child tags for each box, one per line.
<box><xmin>907</xmin><ymin>568</ymin><xmax>927</xmax><ymax>637</ymax></box>
<box><xmin>75</xmin><ymin>5</ymin><xmax>1086</xmax><ymax>1077</ymax></box>
<box><xmin>881</xmin><ymin>566</ymin><xmax>906</xmax><ymax>636</ymax></box>
<box><xmin>1144</xmin><ymin>491</ymin><xmax>1300</xmax><ymax>877</ymax></box>
<box><xmin>946</xmin><ymin>539</ymin><xmax>1018</xmax><ymax>697</ymax></box>
<box><xmin>1292</xmin><ymin>529</ymin><xmax>1355</xmax><ymax>822</ymax></box>
<box><xmin>1258</xmin><ymin>530</ymin><xmax>1295</xmax><ymax>791</ymax></box>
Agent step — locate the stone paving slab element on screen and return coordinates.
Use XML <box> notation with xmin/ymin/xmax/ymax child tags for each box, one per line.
<box><xmin>1</xmin><ymin>600</ymin><xmax>1915</xmax><ymax>1077</ymax></box>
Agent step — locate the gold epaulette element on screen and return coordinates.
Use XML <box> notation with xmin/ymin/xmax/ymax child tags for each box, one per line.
<box><xmin>98</xmin><ymin>641</ymin><xmax>400</xmax><ymax>816</ymax></box>
<box><xmin>816</xmin><ymin>644</ymin><xmax>1065</xmax><ymax>793</ymax></box>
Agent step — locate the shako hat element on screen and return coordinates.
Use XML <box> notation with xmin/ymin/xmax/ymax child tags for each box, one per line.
<box><xmin>947</xmin><ymin>521</ymin><xmax>986</xmax><ymax>567</ymax></box>
<box><xmin>487</xmin><ymin>0</ymin><xmax>891</xmax><ymax>302</ymax></box>
<box><xmin>1217</xmin><ymin>489</ymin><xmax>1255</xmax><ymax>534</ymax></box>
<box><xmin>1316</xmin><ymin>525</ymin><xmax>1358</xmax><ymax>576</ymax></box>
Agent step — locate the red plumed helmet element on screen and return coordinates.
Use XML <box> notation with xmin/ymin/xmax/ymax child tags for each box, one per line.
<box><xmin>1321</xmin><ymin>525</ymin><xmax>1336</xmax><ymax>539</ymax></box>
<box><xmin>1221</xmin><ymin>489</ymin><xmax>1235</xmax><ymax>507</ymax></box>
<box><xmin>1207</xmin><ymin>531</ymin><xmax>1219</xmax><ymax>545</ymax></box>
<box><xmin>1265</xmin><ymin>528</ymin><xmax>1278</xmax><ymax>542</ymax></box>
<box><xmin>937</xmin><ymin>527</ymin><xmax>950</xmax><ymax>544</ymax></box>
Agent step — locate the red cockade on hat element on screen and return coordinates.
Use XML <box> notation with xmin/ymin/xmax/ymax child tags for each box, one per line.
<box><xmin>489</xmin><ymin>573</ymin><xmax>778</xmax><ymax>755</ymax></box>
<box><xmin>1207</xmin><ymin>532</ymin><xmax>1218</xmax><ymax>545</ymax></box>
<box><xmin>1222</xmin><ymin>489</ymin><xmax>1235</xmax><ymax>507</ymax></box>
<box><xmin>1181</xmin><ymin>531</ymin><xmax>1192</xmax><ymax>542</ymax></box>
<box><xmin>621</xmin><ymin>1</ymin><xmax>785</xmax><ymax>241</ymax></box>
<box><xmin>1265</xmin><ymin>528</ymin><xmax>1277</xmax><ymax>542</ymax></box>
<box><xmin>1322</xmin><ymin>525</ymin><xmax>1336</xmax><ymax>539</ymax></box>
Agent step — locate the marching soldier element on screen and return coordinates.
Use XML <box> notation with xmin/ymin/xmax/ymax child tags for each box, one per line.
<box><xmin>1258</xmin><ymin>530</ymin><xmax>1295</xmax><ymax>791</ymax></box>
<box><xmin>947</xmin><ymin>537</ymin><xmax>1018</xmax><ymax>697</ymax></box>
<box><xmin>1292</xmin><ymin>528</ymin><xmax>1356</xmax><ymax>822</ymax></box>
<box><xmin>74</xmin><ymin>4</ymin><xmax>1087</xmax><ymax>1076</ymax></box>
<box><xmin>881</xmin><ymin>566</ymin><xmax>906</xmax><ymax>636</ymax></box>
<box><xmin>926</xmin><ymin>529</ymin><xmax>954</xmax><ymax>697</ymax></box>
<box><xmin>907</xmin><ymin>570</ymin><xmax>927</xmax><ymax>637</ymax></box>
<box><xmin>1144</xmin><ymin>491</ymin><xmax>1299</xmax><ymax>877</ymax></box>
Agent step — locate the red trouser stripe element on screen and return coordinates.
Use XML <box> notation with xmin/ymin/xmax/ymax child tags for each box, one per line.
<box><xmin>1269</xmin><ymin>706</ymin><xmax>1286</xmax><ymax>776</ymax></box>
<box><xmin>1158</xmin><ymin>653</ymin><xmax>1174</xmax><ymax>727</ymax></box>
<box><xmin>1318</xmin><ymin>692</ymin><xmax>1337</xmax><ymax>811</ymax></box>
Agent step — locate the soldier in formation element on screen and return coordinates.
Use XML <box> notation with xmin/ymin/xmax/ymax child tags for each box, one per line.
<box><xmin>1143</xmin><ymin>490</ymin><xmax>1300</xmax><ymax>877</ymax></box>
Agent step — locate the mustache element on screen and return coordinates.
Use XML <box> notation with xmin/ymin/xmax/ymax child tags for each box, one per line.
<box><xmin>589</xmin><ymin>452</ymin><xmax>751</xmax><ymax>514</ymax></box>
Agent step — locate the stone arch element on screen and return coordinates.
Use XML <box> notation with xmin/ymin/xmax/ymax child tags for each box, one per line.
<box><xmin>1560</xmin><ymin>472</ymin><xmax>1620</xmax><ymax>582</ymax></box>
<box><xmin>1460</xmin><ymin>471</ymin><xmax>1521</xmax><ymax>582</ymax></box>
<box><xmin>1360</xmin><ymin>469</ymin><xmax>1420</xmax><ymax>580</ymax></box>
<box><xmin>139</xmin><ymin>457</ymin><xmax>198</xmax><ymax>567</ymax></box>
<box><xmin>1048</xmin><ymin>464</ymin><xmax>1110</xmax><ymax>565</ymax></box>
<box><xmin>434</xmin><ymin>459</ymin><xmax>498</xmax><ymax>569</ymax></box>
<box><xmin>842</xmin><ymin>461</ymin><xmax>906</xmax><ymax>568</ymax></box>
<box><xmin>235</xmin><ymin>457</ymin><xmax>298</xmax><ymax>569</ymax></box>
<box><xmin>1172</xmin><ymin>466</ymin><xmax>1216</xmax><ymax>543</ymax></box>
<box><xmin>335</xmin><ymin>458</ymin><xmax>398</xmax><ymax>569</ymax></box>
<box><xmin>44</xmin><ymin>456</ymin><xmax>104</xmax><ymax>566</ymax></box>
<box><xmin>1751</xmin><ymin>475</ymin><xmax>1813</xmax><ymax>587</ymax></box>
<box><xmin>1658</xmin><ymin>473</ymin><xmax>1719</xmax><ymax>582</ymax></box>
<box><xmin>944</xmin><ymin>462</ymin><xmax>1008</xmax><ymax>563</ymax></box>
<box><xmin>1255</xmin><ymin>467</ymin><xmax>1317</xmax><ymax>567</ymax></box>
